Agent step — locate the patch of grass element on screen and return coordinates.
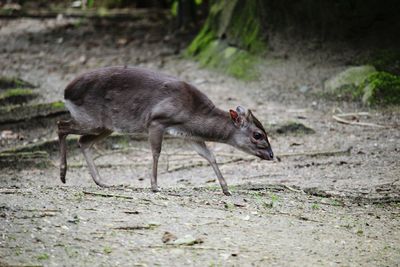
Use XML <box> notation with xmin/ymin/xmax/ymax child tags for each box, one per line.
<box><xmin>311</xmin><ymin>203</ymin><xmax>320</xmax><ymax>210</ymax></box>
<box><xmin>65</xmin><ymin>246</ymin><xmax>79</xmax><ymax>258</ymax></box>
<box><xmin>270</xmin><ymin>193</ymin><xmax>279</xmax><ymax>203</ymax></box>
<box><xmin>36</xmin><ymin>253</ymin><xmax>49</xmax><ymax>260</ymax></box>
<box><xmin>330</xmin><ymin>199</ymin><xmax>343</xmax><ymax>207</ymax></box>
<box><xmin>356</xmin><ymin>229</ymin><xmax>364</xmax><ymax>236</ymax></box>
<box><xmin>103</xmin><ymin>246</ymin><xmax>112</xmax><ymax>254</ymax></box>
<box><xmin>73</xmin><ymin>191</ymin><xmax>84</xmax><ymax>202</ymax></box>
<box><xmin>51</xmin><ymin>101</ymin><xmax>65</xmax><ymax>109</ymax></box>
<box><xmin>224</xmin><ymin>202</ymin><xmax>235</xmax><ymax>210</ymax></box>
<box><xmin>0</xmin><ymin>88</ymin><xmax>34</xmax><ymax>98</ymax></box>
<box><xmin>15</xmin><ymin>247</ymin><xmax>22</xmax><ymax>256</ymax></box>
<box><xmin>263</xmin><ymin>192</ymin><xmax>279</xmax><ymax>208</ymax></box>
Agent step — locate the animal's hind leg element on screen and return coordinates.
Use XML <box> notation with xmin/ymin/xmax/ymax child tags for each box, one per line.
<box><xmin>79</xmin><ymin>130</ymin><xmax>113</xmax><ymax>187</ymax></box>
<box><xmin>57</xmin><ymin>119</ymin><xmax>108</xmax><ymax>184</ymax></box>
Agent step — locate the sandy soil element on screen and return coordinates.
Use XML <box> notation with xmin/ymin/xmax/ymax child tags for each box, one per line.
<box><xmin>0</xmin><ymin>15</ymin><xmax>399</xmax><ymax>267</ymax></box>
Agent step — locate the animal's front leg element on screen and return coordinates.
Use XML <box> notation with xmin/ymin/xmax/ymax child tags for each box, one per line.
<box><xmin>148</xmin><ymin>122</ymin><xmax>165</xmax><ymax>193</ymax></box>
<box><xmin>189</xmin><ymin>141</ymin><xmax>231</xmax><ymax>196</ymax></box>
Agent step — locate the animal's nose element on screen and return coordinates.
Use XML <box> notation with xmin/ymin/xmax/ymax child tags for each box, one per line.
<box><xmin>269</xmin><ymin>151</ymin><xmax>274</xmax><ymax>159</ymax></box>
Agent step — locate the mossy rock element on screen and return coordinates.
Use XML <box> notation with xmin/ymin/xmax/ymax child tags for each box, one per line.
<box><xmin>186</xmin><ymin>0</ymin><xmax>266</xmax><ymax>80</ymax></box>
<box><xmin>0</xmin><ymin>88</ymin><xmax>38</xmax><ymax>106</ymax></box>
<box><xmin>273</xmin><ymin>121</ymin><xmax>315</xmax><ymax>135</ymax></box>
<box><xmin>0</xmin><ymin>101</ymin><xmax>67</xmax><ymax>124</ymax></box>
<box><xmin>325</xmin><ymin>65</ymin><xmax>377</xmax><ymax>93</ymax></box>
<box><xmin>192</xmin><ymin>40</ymin><xmax>259</xmax><ymax>80</ymax></box>
<box><xmin>0</xmin><ymin>151</ymin><xmax>50</xmax><ymax>170</ymax></box>
<box><xmin>360</xmin><ymin>72</ymin><xmax>400</xmax><ymax>106</ymax></box>
<box><xmin>0</xmin><ymin>76</ymin><xmax>35</xmax><ymax>90</ymax></box>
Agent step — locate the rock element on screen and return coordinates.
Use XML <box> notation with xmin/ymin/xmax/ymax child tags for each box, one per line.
<box><xmin>298</xmin><ymin>85</ymin><xmax>311</xmax><ymax>93</ymax></box>
<box><xmin>0</xmin><ymin>88</ymin><xmax>38</xmax><ymax>106</ymax></box>
<box><xmin>274</xmin><ymin>121</ymin><xmax>315</xmax><ymax>135</ymax></box>
<box><xmin>0</xmin><ymin>76</ymin><xmax>35</xmax><ymax>90</ymax></box>
<box><xmin>324</xmin><ymin>65</ymin><xmax>377</xmax><ymax>93</ymax></box>
<box><xmin>360</xmin><ymin>72</ymin><xmax>400</xmax><ymax>106</ymax></box>
<box><xmin>0</xmin><ymin>101</ymin><xmax>67</xmax><ymax>124</ymax></box>
<box><xmin>162</xmin><ymin>231</ymin><xmax>177</xmax><ymax>244</ymax></box>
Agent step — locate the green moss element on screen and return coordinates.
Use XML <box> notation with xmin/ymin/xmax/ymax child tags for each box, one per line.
<box><xmin>0</xmin><ymin>77</ymin><xmax>34</xmax><ymax>90</ymax></box>
<box><xmin>191</xmin><ymin>40</ymin><xmax>259</xmax><ymax>80</ymax></box>
<box><xmin>0</xmin><ymin>101</ymin><xmax>67</xmax><ymax>124</ymax></box>
<box><xmin>186</xmin><ymin>0</ymin><xmax>265</xmax><ymax>80</ymax></box>
<box><xmin>186</xmin><ymin>25</ymin><xmax>216</xmax><ymax>56</ymax></box>
<box><xmin>360</xmin><ymin>72</ymin><xmax>400</xmax><ymax>106</ymax></box>
<box><xmin>0</xmin><ymin>88</ymin><xmax>37</xmax><ymax>105</ymax></box>
<box><xmin>1</xmin><ymin>88</ymin><xmax>33</xmax><ymax>98</ymax></box>
<box><xmin>51</xmin><ymin>101</ymin><xmax>65</xmax><ymax>109</ymax></box>
<box><xmin>37</xmin><ymin>253</ymin><xmax>50</xmax><ymax>260</ymax></box>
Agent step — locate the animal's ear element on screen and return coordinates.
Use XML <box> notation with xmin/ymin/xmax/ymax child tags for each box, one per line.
<box><xmin>246</xmin><ymin>109</ymin><xmax>255</xmax><ymax>121</ymax></box>
<box><xmin>230</xmin><ymin>109</ymin><xmax>238</xmax><ymax>120</ymax></box>
<box><xmin>230</xmin><ymin>109</ymin><xmax>243</xmax><ymax>127</ymax></box>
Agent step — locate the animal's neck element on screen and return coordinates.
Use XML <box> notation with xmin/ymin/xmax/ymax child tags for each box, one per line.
<box><xmin>189</xmin><ymin>108</ymin><xmax>236</xmax><ymax>143</ymax></box>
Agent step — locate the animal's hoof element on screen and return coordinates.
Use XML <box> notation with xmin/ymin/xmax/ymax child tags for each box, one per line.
<box><xmin>223</xmin><ymin>190</ymin><xmax>232</xmax><ymax>196</ymax></box>
<box><xmin>95</xmin><ymin>181</ymin><xmax>110</xmax><ymax>188</ymax></box>
<box><xmin>151</xmin><ymin>186</ymin><xmax>161</xmax><ymax>193</ymax></box>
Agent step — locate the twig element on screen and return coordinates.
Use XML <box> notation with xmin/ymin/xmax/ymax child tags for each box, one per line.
<box><xmin>82</xmin><ymin>191</ymin><xmax>134</xmax><ymax>199</ymax></box>
<box><xmin>332</xmin><ymin>115</ymin><xmax>387</xmax><ymax>128</ymax></box>
<box><xmin>134</xmin><ymin>245</ymin><xmax>256</xmax><ymax>252</ymax></box>
<box><xmin>277</xmin><ymin>147</ymin><xmax>352</xmax><ymax>158</ymax></box>
<box><xmin>113</xmin><ymin>225</ymin><xmax>157</xmax><ymax>230</ymax></box>
<box><xmin>335</xmin><ymin>112</ymin><xmax>370</xmax><ymax>118</ymax></box>
<box><xmin>283</xmin><ymin>185</ymin><xmax>304</xmax><ymax>193</ymax></box>
<box><xmin>271</xmin><ymin>211</ymin><xmax>321</xmax><ymax>223</ymax></box>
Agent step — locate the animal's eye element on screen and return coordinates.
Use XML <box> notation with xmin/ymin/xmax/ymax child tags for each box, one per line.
<box><xmin>253</xmin><ymin>132</ymin><xmax>263</xmax><ymax>140</ymax></box>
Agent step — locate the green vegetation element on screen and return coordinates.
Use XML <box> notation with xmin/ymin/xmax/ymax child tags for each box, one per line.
<box><xmin>186</xmin><ymin>0</ymin><xmax>266</xmax><ymax>80</ymax></box>
<box><xmin>103</xmin><ymin>246</ymin><xmax>113</xmax><ymax>254</ymax></box>
<box><xmin>311</xmin><ymin>203</ymin><xmax>320</xmax><ymax>210</ymax></box>
<box><xmin>0</xmin><ymin>101</ymin><xmax>67</xmax><ymax>124</ymax></box>
<box><xmin>1</xmin><ymin>88</ymin><xmax>33</xmax><ymax>97</ymax></box>
<box><xmin>324</xmin><ymin>66</ymin><xmax>400</xmax><ymax>106</ymax></box>
<box><xmin>0</xmin><ymin>88</ymin><xmax>37</xmax><ymax>105</ymax></box>
<box><xmin>36</xmin><ymin>253</ymin><xmax>50</xmax><ymax>260</ymax></box>
<box><xmin>0</xmin><ymin>76</ymin><xmax>34</xmax><ymax>90</ymax></box>
<box><xmin>51</xmin><ymin>101</ymin><xmax>65</xmax><ymax>109</ymax></box>
<box><xmin>361</xmin><ymin>72</ymin><xmax>400</xmax><ymax>106</ymax></box>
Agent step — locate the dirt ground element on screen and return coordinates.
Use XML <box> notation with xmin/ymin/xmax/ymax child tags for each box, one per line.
<box><xmin>0</xmin><ymin>15</ymin><xmax>399</xmax><ymax>267</ymax></box>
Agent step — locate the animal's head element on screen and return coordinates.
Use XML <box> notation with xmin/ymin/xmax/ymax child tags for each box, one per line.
<box><xmin>229</xmin><ymin>106</ymin><xmax>273</xmax><ymax>160</ymax></box>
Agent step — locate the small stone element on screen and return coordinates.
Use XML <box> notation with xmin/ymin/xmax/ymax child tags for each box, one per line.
<box><xmin>162</xmin><ymin>231</ymin><xmax>177</xmax><ymax>244</ymax></box>
<box><xmin>173</xmin><ymin>235</ymin><xmax>204</xmax><ymax>246</ymax></box>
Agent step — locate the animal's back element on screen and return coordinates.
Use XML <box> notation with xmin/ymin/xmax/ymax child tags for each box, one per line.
<box><xmin>64</xmin><ymin>66</ymin><xmax>214</xmax><ymax>133</ymax></box>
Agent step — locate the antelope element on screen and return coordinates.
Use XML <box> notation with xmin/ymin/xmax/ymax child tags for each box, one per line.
<box><xmin>57</xmin><ymin>66</ymin><xmax>273</xmax><ymax>195</ymax></box>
